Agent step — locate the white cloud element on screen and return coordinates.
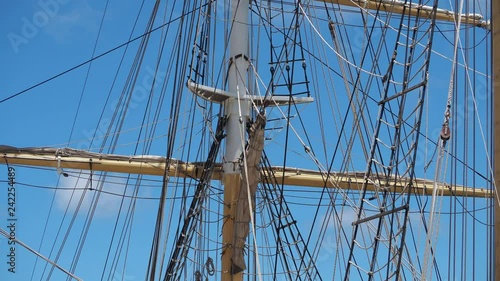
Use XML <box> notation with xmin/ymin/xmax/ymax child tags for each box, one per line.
<box><xmin>56</xmin><ymin>171</ymin><xmax>126</xmax><ymax>218</ymax></box>
<box><xmin>43</xmin><ymin>1</ymin><xmax>101</xmax><ymax>43</ymax></box>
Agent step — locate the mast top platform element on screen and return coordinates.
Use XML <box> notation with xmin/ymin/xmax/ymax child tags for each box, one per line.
<box><xmin>187</xmin><ymin>80</ymin><xmax>314</xmax><ymax>106</ymax></box>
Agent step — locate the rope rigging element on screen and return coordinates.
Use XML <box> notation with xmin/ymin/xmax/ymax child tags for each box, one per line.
<box><xmin>260</xmin><ymin>150</ymin><xmax>324</xmax><ymax>280</ymax></box>
<box><xmin>1</xmin><ymin>1</ymin><xmax>494</xmax><ymax>280</ymax></box>
<box><xmin>163</xmin><ymin>116</ymin><xmax>226</xmax><ymax>280</ymax></box>
<box><xmin>340</xmin><ymin>0</ymin><xmax>443</xmax><ymax>279</ymax></box>
<box><xmin>147</xmin><ymin>1</ymin><xmax>205</xmax><ymax>279</ymax></box>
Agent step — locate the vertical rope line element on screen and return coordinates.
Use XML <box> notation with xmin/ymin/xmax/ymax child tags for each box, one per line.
<box><xmin>422</xmin><ymin>0</ymin><xmax>466</xmax><ymax>278</ymax></box>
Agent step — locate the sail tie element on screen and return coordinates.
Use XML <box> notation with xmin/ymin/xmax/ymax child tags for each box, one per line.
<box><xmin>205</xmin><ymin>257</ymin><xmax>215</xmax><ymax>276</ymax></box>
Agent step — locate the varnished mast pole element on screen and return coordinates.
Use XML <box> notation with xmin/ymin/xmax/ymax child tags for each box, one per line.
<box><xmin>493</xmin><ymin>0</ymin><xmax>500</xmax><ymax>280</ymax></box>
<box><xmin>221</xmin><ymin>0</ymin><xmax>250</xmax><ymax>280</ymax></box>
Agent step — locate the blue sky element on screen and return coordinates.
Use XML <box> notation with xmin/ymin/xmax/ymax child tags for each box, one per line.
<box><xmin>0</xmin><ymin>0</ymin><xmax>495</xmax><ymax>280</ymax></box>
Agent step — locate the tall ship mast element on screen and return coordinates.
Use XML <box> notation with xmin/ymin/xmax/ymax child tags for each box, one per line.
<box><xmin>0</xmin><ymin>0</ymin><xmax>496</xmax><ymax>280</ymax></box>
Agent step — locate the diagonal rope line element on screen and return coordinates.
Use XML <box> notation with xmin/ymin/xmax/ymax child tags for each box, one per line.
<box><xmin>0</xmin><ymin>228</ymin><xmax>82</xmax><ymax>281</ymax></box>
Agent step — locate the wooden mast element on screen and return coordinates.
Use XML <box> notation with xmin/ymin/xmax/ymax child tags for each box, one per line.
<box><xmin>493</xmin><ymin>0</ymin><xmax>500</xmax><ymax>279</ymax></box>
<box><xmin>221</xmin><ymin>0</ymin><xmax>250</xmax><ymax>280</ymax></box>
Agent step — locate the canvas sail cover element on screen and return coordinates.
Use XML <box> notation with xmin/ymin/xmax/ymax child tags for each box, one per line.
<box><xmin>231</xmin><ymin>113</ymin><xmax>266</xmax><ymax>274</ymax></box>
